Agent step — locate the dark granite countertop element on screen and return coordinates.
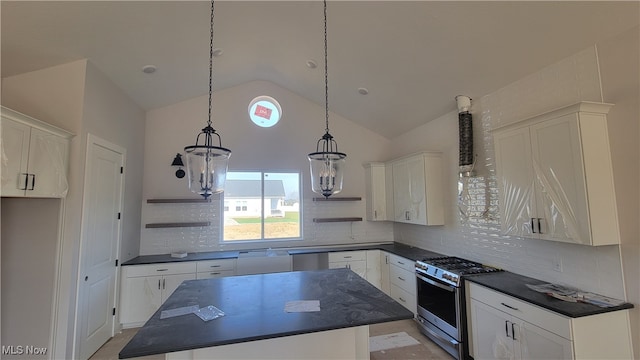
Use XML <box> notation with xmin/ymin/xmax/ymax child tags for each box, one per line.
<box><xmin>119</xmin><ymin>268</ymin><xmax>414</xmax><ymax>359</ymax></box>
<box><xmin>121</xmin><ymin>242</ymin><xmax>444</xmax><ymax>266</ymax></box>
<box><xmin>376</xmin><ymin>242</ymin><xmax>445</xmax><ymax>260</ymax></box>
<box><xmin>286</xmin><ymin>242</ymin><xmax>444</xmax><ymax>261</ymax></box>
<box><xmin>121</xmin><ymin>250</ymin><xmax>240</xmax><ymax>265</ymax></box>
<box><xmin>464</xmin><ymin>271</ymin><xmax>633</xmax><ymax>318</ymax></box>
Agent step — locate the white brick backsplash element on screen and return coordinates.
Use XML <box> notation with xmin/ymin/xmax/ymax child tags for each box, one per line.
<box><xmin>140</xmin><ymin>195</ymin><xmax>393</xmax><ymax>255</ymax></box>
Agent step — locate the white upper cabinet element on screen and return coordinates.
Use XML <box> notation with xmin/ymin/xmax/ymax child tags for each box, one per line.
<box><xmin>493</xmin><ymin>102</ymin><xmax>619</xmax><ymax>246</ymax></box>
<box><xmin>363</xmin><ymin>162</ymin><xmax>388</xmax><ymax>221</ymax></box>
<box><xmin>390</xmin><ymin>152</ymin><xmax>444</xmax><ymax>226</ymax></box>
<box><xmin>1</xmin><ymin>107</ymin><xmax>73</xmax><ymax>198</ymax></box>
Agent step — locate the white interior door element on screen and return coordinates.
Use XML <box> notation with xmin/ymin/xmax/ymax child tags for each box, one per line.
<box><xmin>77</xmin><ymin>134</ymin><xmax>125</xmax><ymax>360</ymax></box>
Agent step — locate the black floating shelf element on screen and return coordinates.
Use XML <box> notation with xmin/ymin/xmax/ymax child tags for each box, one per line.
<box><xmin>147</xmin><ymin>198</ymin><xmax>212</xmax><ymax>204</ymax></box>
<box><xmin>145</xmin><ymin>221</ymin><xmax>211</xmax><ymax>229</ymax></box>
<box><xmin>312</xmin><ymin>197</ymin><xmax>362</xmax><ymax>201</ymax></box>
<box><xmin>312</xmin><ymin>217</ymin><xmax>363</xmax><ymax>223</ymax></box>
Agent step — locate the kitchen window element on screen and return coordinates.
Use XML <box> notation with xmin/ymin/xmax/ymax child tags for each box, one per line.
<box><xmin>222</xmin><ymin>171</ymin><xmax>301</xmax><ymax>242</ymax></box>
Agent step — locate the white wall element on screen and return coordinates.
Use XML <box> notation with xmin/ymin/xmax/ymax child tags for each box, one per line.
<box><xmin>1</xmin><ymin>198</ymin><xmax>61</xmax><ymax>360</ymax></box>
<box><xmin>141</xmin><ymin>80</ymin><xmax>393</xmax><ymax>254</ymax></box>
<box><xmin>388</xmin><ymin>27</ymin><xmax>639</xmax><ymax>356</ymax></box>
<box><xmin>1</xmin><ymin>59</ymin><xmax>145</xmax><ymax>359</ymax></box>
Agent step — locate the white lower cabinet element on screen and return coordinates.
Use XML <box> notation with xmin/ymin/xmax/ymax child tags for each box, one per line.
<box><xmin>388</xmin><ymin>253</ymin><xmax>416</xmax><ymax>316</ymax></box>
<box><xmin>328</xmin><ymin>251</ymin><xmax>367</xmax><ymax>279</ymax></box>
<box><xmin>119</xmin><ymin>262</ymin><xmax>196</xmax><ymax>328</ymax></box>
<box><xmin>379</xmin><ymin>252</ymin><xmax>391</xmax><ymax>295</ymax></box>
<box><xmin>196</xmin><ymin>259</ymin><xmax>237</xmax><ymax>279</ymax></box>
<box><xmin>468</xmin><ymin>282</ymin><xmax>633</xmax><ymax>360</ymax></box>
<box><xmin>471</xmin><ymin>297</ymin><xmax>572</xmax><ymax>360</ymax></box>
<box><xmin>365</xmin><ymin>250</ymin><xmax>382</xmax><ymax>290</ymax></box>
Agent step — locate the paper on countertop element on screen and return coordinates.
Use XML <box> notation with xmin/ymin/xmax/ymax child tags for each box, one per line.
<box><xmin>160</xmin><ymin>305</ymin><xmax>200</xmax><ymax>319</ymax></box>
<box><xmin>284</xmin><ymin>300</ymin><xmax>320</xmax><ymax>312</ymax></box>
<box><xmin>194</xmin><ymin>305</ymin><xmax>225</xmax><ymax>321</ymax></box>
<box><xmin>526</xmin><ymin>283</ymin><xmax>626</xmax><ymax>308</ymax></box>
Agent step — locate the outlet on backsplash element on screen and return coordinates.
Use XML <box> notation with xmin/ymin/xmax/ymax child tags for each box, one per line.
<box><xmin>552</xmin><ymin>254</ymin><xmax>563</xmax><ymax>272</ymax></box>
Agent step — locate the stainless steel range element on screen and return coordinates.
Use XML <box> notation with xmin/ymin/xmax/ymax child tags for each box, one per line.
<box><xmin>415</xmin><ymin>256</ymin><xmax>501</xmax><ymax>360</ymax></box>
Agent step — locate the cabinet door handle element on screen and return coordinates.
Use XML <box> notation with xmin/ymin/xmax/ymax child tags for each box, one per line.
<box><xmin>210</xmin><ymin>272</ymin><xmax>221</xmax><ymax>275</ymax></box>
<box><xmin>210</xmin><ymin>265</ymin><xmax>221</xmax><ymax>268</ymax></box>
<box><xmin>505</xmin><ymin>320</ymin><xmax>510</xmax><ymax>338</ymax></box>
<box><xmin>397</xmin><ymin>276</ymin><xmax>405</xmax><ymax>281</ymax></box>
<box><xmin>158</xmin><ymin>279</ymin><xmax>161</xmax><ymax>290</ymax></box>
<box><xmin>501</xmin><ymin>302</ymin><xmax>519</xmax><ymax>311</ymax></box>
<box><xmin>19</xmin><ymin>173</ymin><xmax>29</xmax><ymax>190</ymax></box>
<box><xmin>156</xmin><ymin>269</ymin><xmax>168</xmax><ymax>272</ymax></box>
<box><xmin>537</xmin><ymin>218</ymin><xmax>543</xmax><ymax>234</ymax></box>
<box><xmin>28</xmin><ymin>174</ymin><xmax>36</xmax><ymax>190</ymax></box>
<box><xmin>162</xmin><ymin>279</ymin><xmax>166</xmax><ymax>289</ymax></box>
<box><xmin>398</xmin><ymin>297</ymin><xmax>406</xmax><ymax>303</ymax></box>
<box><xmin>343</xmin><ymin>256</ymin><xmax>352</xmax><ymax>259</ymax></box>
<box><xmin>374</xmin><ymin>210</ymin><xmax>377</xmax><ymax>219</ymax></box>
<box><xmin>385</xmin><ymin>256</ymin><xmax>389</xmax><ymax>264</ymax></box>
<box><xmin>397</xmin><ymin>261</ymin><xmax>405</xmax><ymax>265</ymax></box>
<box><xmin>531</xmin><ymin>218</ymin><xmax>536</xmax><ymax>233</ymax></box>
<box><xmin>511</xmin><ymin>322</ymin><xmax>517</xmax><ymax>341</ymax></box>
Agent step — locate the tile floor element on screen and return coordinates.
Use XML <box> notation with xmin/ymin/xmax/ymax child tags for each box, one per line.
<box><xmin>90</xmin><ymin>319</ymin><xmax>454</xmax><ymax>360</ymax></box>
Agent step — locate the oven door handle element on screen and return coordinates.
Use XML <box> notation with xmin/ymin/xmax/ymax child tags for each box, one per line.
<box><xmin>416</xmin><ymin>273</ymin><xmax>455</xmax><ymax>292</ymax></box>
<box><xmin>419</xmin><ymin>317</ymin><xmax>460</xmax><ymax>346</ymax></box>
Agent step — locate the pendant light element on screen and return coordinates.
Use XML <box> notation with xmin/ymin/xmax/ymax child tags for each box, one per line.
<box><xmin>184</xmin><ymin>0</ymin><xmax>231</xmax><ymax>199</ymax></box>
<box><xmin>308</xmin><ymin>0</ymin><xmax>346</xmax><ymax>198</ymax></box>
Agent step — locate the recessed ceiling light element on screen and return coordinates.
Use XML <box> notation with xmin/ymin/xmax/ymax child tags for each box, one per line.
<box><xmin>142</xmin><ymin>65</ymin><xmax>157</xmax><ymax>74</ymax></box>
<box><xmin>306</xmin><ymin>59</ymin><xmax>318</xmax><ymax>69</ymax></box>
<box><xmin>212</xmin><ymin>48</ymin><xmax>223</xmax><ymax>57</ymax></box>
<box><xmin>358</xmin><ymin>87</ymin><xmax>369</xmax><ymax>95</ymax></box>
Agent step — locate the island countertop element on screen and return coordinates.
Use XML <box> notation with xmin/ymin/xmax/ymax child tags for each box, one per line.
<box><xmin>118</xmin><ymin>268</ymin><xmax>414</xmax><ymax>359</ymax></box>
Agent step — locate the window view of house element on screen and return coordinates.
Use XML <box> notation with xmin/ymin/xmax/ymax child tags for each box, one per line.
<box><xmin>223</xmin><ymin>171</ymin><xmax>300</xmax><ymax>241</ymax></box>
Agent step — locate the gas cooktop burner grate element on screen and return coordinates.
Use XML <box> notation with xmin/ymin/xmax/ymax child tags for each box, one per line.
<box><xmin>417</xmin><ymin>256</ymin><xmax>503</xmax><ymax>276</ymax></box>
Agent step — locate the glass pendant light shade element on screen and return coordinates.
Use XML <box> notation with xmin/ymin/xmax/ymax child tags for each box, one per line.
<box><xmin>308</xmin><ymin>151</ymin><xmax>346</xmax><ymax>197</ymax></box>
<box><xmin>185</xmin><ymin>126</ymin><xmax>231</xmax><ymax>198</ymax></box>
<box><xmin>308</xmin><ymin>133</ymin><xmax>346</xmax><ymax>198</ymax></box>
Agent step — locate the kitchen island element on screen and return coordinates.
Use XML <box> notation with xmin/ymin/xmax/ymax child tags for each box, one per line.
<box><xmin>118</xmin><ymin>268</ymin><xmax>414</xmax><ymax>359</ymax></box>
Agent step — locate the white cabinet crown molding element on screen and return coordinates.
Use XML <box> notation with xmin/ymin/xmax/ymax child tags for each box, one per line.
<box><xmin>1</xmin><ymin>106</ymin><xmax>74</xmax><ymax>139</ymax></box>
<box><xmin>491</xmin><ymin>101</ymin><xmax>613</xmax><ymax>133</ymax></box>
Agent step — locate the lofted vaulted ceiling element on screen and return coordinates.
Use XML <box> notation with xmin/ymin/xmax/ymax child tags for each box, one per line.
<box><xmin>2</xmin><ymin>1</ymin><xmax>638</xmax><ymax>138</ymax></box>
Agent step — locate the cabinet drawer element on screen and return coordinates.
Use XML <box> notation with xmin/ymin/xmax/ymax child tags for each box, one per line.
<box><xmin>390</xmin><ymin>284</ymin><xmax>416</xmax><ymax>314</ymax></box>
<box><xmin>328</xmin><ymin>251</ymin><xmax>366</xmax><ymax>262</ymax></box>
<box><xmin>388</xmin><ymin>254</ymin><xmax>414</xmax><ymax>272</ymax></box>
<box><xmin>468</xmin><ymin>282</ymin><xmax>571</xmax><ymax>339</ymax></box>
<box><xmin>196</xmin><ymin>259</ymin><xmax>236</xmax><ymax>272</ymax></box>
<box><xmin>196</xmin><ymin>270</ymin><xmax>236</xmax><ymax>279</ymax></box>
<box><xmin>390</xmin><ymin>264</ymin><xmax>416</xmax><ymax>294</ymax></box>
<box><xmin>123</xmin><ymin>262</ymin><xmax>197</xmax><ymax>278</ymax></box>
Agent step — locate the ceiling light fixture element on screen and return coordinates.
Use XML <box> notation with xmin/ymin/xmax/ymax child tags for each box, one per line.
<box><xmin>308</xmin><ymin>0</ymin><xmax>346</xmax><ymax>198</ymax></box>
<box><xmin>306</xmin><ymin>59</ymin><xmax>318</xmax><ymax>69</ymax></box>
<box><xmin>142</xmin><ymin>65</ymin><xmax>157</xmax><ymax>74</ymax></box>
<box><xmin>184</xmin><ymin>0</ymin><xmax>231</xmax><ymax>199</ymax></box>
